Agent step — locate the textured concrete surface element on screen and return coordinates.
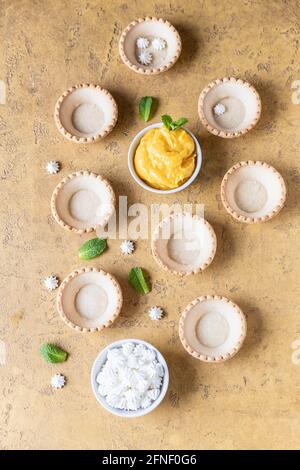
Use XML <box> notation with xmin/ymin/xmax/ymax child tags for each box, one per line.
<box><xmin>1</xmin><ymin>0</ymin><xmax>300</xmax><ymax>450</ymax></box>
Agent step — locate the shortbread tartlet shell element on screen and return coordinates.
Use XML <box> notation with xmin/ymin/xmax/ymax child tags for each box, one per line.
<box><xmin>54</xmin><ymin>83</ymin><xmax>118</xmax><ymax>143</ymax></box>
<box><xmin>221</xmin><ymin>161</ymin><xmax>287</xmax><ymax>223</ymax></box>
<box><xmin>57</xmin><ymin>267</ymin><xmax>123</xmax><ymax>333</ymax></box>
<box><xmin>198</xmin><ymin>77</ymin><xmax>261</xmax><ymax>138</ymax></box>
<box><xmin>179</xmin><ymin>295</ymin><xmax>247</xmax><ymax>362</ymax></box>
<box><xmin>51</xmin><ymin>171</ymin><xmax>116</xmax><ymax>234</ymax></box>
<box><xmin>151</xmin><ymin>214</ymin><xmax>217</xmax><ymax>276</ymax></box>
<box><xmin>119</xmin><ymin>17</ymin><xmax>182</xmax><ymax>75</ymax></box>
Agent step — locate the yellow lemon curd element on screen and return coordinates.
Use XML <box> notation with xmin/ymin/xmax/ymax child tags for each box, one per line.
<box><xmin>134</xmin><ymin>127</ymin><xmax>196</xmax><ymax>190</ymax></box>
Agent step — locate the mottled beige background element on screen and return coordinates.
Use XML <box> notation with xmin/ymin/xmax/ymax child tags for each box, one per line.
<box><xmin>1</xmin><ymin>0</ymin><xmax>300</xmax><ymax>450</ymax></box>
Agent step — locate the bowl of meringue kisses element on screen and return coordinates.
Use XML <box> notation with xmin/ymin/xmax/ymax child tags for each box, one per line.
<box><xmin>91</xmin><ymin>338</ymin><xmax>169</xmax><ymax>417</ymax></box>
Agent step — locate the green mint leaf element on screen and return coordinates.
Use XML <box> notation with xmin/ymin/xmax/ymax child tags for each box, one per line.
<box><xmin>78</xmin><ymin>238</ymin><xmax>107</xmax><ymax>260</ymax></box>
<box><xmin>162</xmin><ymin>115</ymin><xmax>188</xmax><ymax>131</ymax></box>
<box><xmin>139</xmin><ymin>96</ymin><xmax>155</xmax><ymax>122</ymax></box>
<box><xmin>170</xmin><ymin>117</ymin><xmax>188</xmax><ymax>131</ymax></box>
<box><xmin>161</xmin><ymin>114</ymin><xmax>173</xmax><ymax>130</ymax></box>
<box><xmin>40</xmin><ymin>343</ymin><xmax>68</xmax><ymax>364</ymax></box>
<box><xmin>128</xmin><ymin>267</ymin><xmax>151</xmax><ymax>295</ymax></box>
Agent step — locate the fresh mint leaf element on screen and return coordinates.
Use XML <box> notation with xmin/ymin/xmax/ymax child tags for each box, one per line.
<box><xmin>161</xmin><ymin>114</ymin><xmax>173</xmax><ymax>130</ymax></box>
<box><xmin>128</xmin><ymin>267</ymin><xmax>151</xmax><ymax>295</ymax></box>
<box><xmin>162</xmin><ymin>114</ymin><xmax>188</xmax><ymax>131</ymax></box>
<box><xmin>139</xmin><ymin>96</ymin><xmax>155</xmax><ymax>122</ymax></box>
<box><xmin>40</xmin><ymin>343</ymin><xmax>68</xmax><ymax>364</ymax></box>
<box><xmin>170</xmin><ymin>117</ymin><xmax>188</xmax><ymax>130</ymax></box>
<box><xmin>79</xmin><ymin>238</ymin><xmax>107</xmax><ymax>260</ymax></box>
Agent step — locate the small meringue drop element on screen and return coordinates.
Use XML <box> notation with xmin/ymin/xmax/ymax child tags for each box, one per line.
<box><xmin>152</xmin><ymin>37</ymin><xmax>167</xmax><ymax>50</ymax></box>
<box><xmin>44</xmin><ymin>275</ymin><xmax>59</xmax><ymax>291</ymax></box>
<box><xmin>213</xmin><ymin>103</ymin><xmax>226</xmax><ymax>116</ymax></box>
<box><xmin>51</xmin><ymin>374</ymin><xmax>66</xmax><ymax>389</ymax></box>
<box><xmin>136</xmin><ymin>37</ymin><xmax>149</xmax><ymax>49</ymax></box>
<box><xmin>138</xmin><ymin>50</ymin><xmax>153</xmax><ymax>66</ymax></box>
<box><xmin>46</xmin><ymin>161</ymin><xmax>60</xmax><ymax>174</ymax></box>
<box><xmin>120</xmin><ymin>240</ymin><xmax>135</xmax><ymax>255</ymax></box>
<box><xmin>148</xmin><ymin>306</ymin><xmax>164</xmax><ymax>321</ymax></box>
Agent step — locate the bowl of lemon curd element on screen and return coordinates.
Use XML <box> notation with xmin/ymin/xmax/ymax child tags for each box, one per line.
<box><xmin>128</xmin><ymin>122</ymin><xmax>202</xmax><ymax>194</ymax></box>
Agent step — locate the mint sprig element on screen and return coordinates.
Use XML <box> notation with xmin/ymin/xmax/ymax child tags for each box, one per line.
<box><xmin>139</xmin><ymin>96</ymin><xmax>155</xmax><ymax>122</ymax></box>
<box><xmin>128</xmin><ymin>267</ymin><xmax>151</xmax><ymax>295</ymax></box>
<box><xmin>40</xmin><ymin>343</ymin><xmax>68</xmax><ymax>364</ymax></box>
<box><xmin>78</xmin><ymin>238</ymin><xmax>107</xmax><ymax>260</ymax></box>
<box><xmin>162</xmin><ymin>114</ymin><xmax>188</xmax><ymax>131</ymax></box>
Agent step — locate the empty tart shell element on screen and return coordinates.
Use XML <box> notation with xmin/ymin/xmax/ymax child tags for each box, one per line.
<box><xmin>179</xmin><ymin>295</ymin><xmax>247</xmax><ymax>362</ymax></box>
<box><xmin>54</xmin><ymin>83</ymin><xmax>118</xmax><ymax>143</ymax></box>
<box><xmin>57</xmin><ymin>267</ymin><xmax>123</xmax><ymax>332</ymax></box>
<box><xmin>51</xmin><ymin>171</ymin><xmax>115</xmax><ymax>234</ymax></box>
<box><xmin>151</xmin><ymin>213</ymin><xmax>217</xmax><ymax>276</ymax></box>
<box><xmin>221</xmin><ymin>161</ymin><xmax>287</xmax><ymax>223</ymax></box>
<box><xmin>198</xmin><ymin>77</ymin><xmax>261</xmax><ymax>138</ymax></box>
<box><xmin>119</xmin><ymin>17</ymin><xmax>182</xmax><ymax>75</ymax></box>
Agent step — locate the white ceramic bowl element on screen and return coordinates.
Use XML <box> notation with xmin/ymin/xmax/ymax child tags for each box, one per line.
<box><xmin>128</xmin><ymin>123</ymin><xmax>202</xmax><ymax>194</ymax></box>
<box><xmin>91</xmin><ymin>338</ymin><xmax>169</xmax><ymax>418</ymax></box>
